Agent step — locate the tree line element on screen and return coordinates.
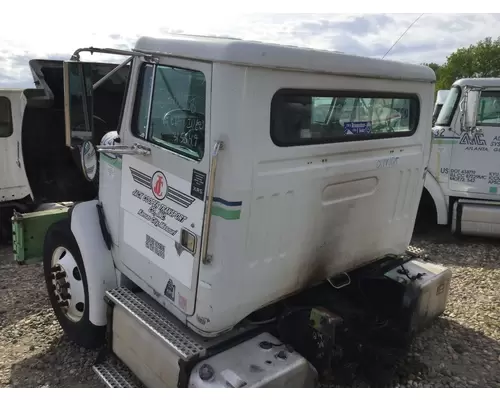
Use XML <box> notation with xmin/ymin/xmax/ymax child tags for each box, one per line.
<box><xmin>422</xmin><ymin>36</ymin><xmax>500</xmax><ymax>95</ymax></box>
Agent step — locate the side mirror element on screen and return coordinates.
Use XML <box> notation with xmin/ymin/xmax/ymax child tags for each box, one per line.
<box><xmin>461</xmin><ymin>88</ymin><xmax>481</xmax><ymax>131</ymax></box>
<box><xmin>63</xmin><ymin>61</ymin><xmax>94</xmax><ymax>148</ymax></box>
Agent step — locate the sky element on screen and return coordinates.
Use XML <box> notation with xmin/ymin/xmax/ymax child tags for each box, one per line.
<box><xmin>1</xmin><ymin>7</ymin><xmax>500</xmax><ymax>88</ymax></box>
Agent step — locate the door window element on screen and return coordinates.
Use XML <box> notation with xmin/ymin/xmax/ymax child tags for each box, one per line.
<box><xmin>476</xmin><ymin>91</ymin><xmax>500</xmax><ymax>126</ymax></box>
<box><xmin>132</xmin><ymin>63</ymin><xmax>207</xmax><ymax>161</ymax></box>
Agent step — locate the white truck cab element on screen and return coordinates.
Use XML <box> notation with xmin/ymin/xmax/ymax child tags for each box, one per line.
<box><xmin>418</xmin><ymin>78</ymin><xmax>500</xmax><ymax>237</ymax></box>
<box><xmin>17</xmin><ymin>34</ymin><xmax>451</xmax><ymax>388</ymax></box>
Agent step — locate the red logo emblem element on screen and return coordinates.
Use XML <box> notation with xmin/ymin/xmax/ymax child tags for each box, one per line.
<box><xmin>151</xmin><ymin>171</ymin><xmax>168</xmax><ymax>200</ymax></box>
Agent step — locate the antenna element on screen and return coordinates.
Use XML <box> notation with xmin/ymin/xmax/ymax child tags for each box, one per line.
<box><xmin>382</xmin><ymin>13</ymin><xmax>425</xmax><ymax>59</ymax></box>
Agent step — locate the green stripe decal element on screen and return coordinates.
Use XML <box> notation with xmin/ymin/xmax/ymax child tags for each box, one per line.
<box><xmin>432</xmin><ymin>138</ymin><xmax>458</xmax><ymax>145</ymax></box>
<box><xmin>211</xmin><ymin>198</ymin><xmax>242</xmax><ymax>220</ymax></box>
<box><xmin>100</xmin><ymin>153</ymin><xmax>123</xmax><ymax>169</ymax></box>
<box><xmin>211</xmin><ymin>206</ymin><xmax>241</xmax><ymax>220</ymax></box>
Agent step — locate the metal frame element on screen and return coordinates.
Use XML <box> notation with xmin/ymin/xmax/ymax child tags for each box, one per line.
<box><xmin>69</xmin><ymin>46</ymin><xmax>155</xmax><ymax>95</ymax></box>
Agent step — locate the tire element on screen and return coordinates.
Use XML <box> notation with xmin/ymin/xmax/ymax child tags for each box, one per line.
<box><xmin>43</xmin><ymin>218</ymin><xmax>105</xmax><ymax>349</ymax></box>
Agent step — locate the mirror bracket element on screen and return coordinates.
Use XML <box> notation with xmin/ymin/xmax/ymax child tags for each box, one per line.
<box><xmin>70</xmin><ymin>47</ymin><xmax>151</xmax><ymax>61</ymax></box>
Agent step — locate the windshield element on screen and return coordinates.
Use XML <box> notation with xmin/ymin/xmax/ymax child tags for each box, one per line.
<box><xmin>435</xmin><ymin>86</ymin><xmax>461</xmax><ymax>126</ymax></box>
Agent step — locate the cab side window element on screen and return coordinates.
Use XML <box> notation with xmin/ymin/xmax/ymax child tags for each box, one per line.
<box><xmin>131</xmin><ymin>63</ymin><xmax>207</xmax><ymax>161</ymax></box>
<box><xmin>0</xmin><ymin>97</ymin><xmax>13</xmax><ymax>137</ymax></box>
<box><xmin>476</xmin><ymin>91</ymin><xmax>500</xmax><ymax>126</ymax></box>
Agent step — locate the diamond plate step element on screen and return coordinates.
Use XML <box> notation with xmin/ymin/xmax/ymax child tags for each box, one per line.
<box><xmin>93</xmin><ymin>355</ymin><xmax>144</xmax><ymax>388</ymax></box>
<box><xmin>406</xmin><ymin>245</ymin><xmax>425</xmax><ymax>257</ymax></box>
<box><xmin>105</xmin><ymin>287</ymin><xmax>206</xmax><ymax>361</ymax></box>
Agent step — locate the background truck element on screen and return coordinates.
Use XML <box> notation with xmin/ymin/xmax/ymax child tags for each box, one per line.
<box><xmin>432</xmin><ymin>89</ymin><xmax>450</xmax><ymax>126</ymax></box>
<box><xmin>12</xmin><ymin>34</ymin><xmax>451</xmax><ymax>388</ymax></box>
<box><xmin>416</xmin><ymin>77</ymin><xmax>500</xmax><ymax>237</ymax></box>
<box><xmin>0</xmin><ymin>59</ymin><xmax>129</xmax><ymax>244</ymax></box>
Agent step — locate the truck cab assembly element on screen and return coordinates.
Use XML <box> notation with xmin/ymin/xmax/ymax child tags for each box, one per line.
<box><xmin>10</xmin><ymin>34</ymin><xmax>451</xmax><ymax>387</ymax></box>
<box><xmin>419</xmin><ymin>77</ymin><xmax>500</xmax><ymax>238</ymax></box>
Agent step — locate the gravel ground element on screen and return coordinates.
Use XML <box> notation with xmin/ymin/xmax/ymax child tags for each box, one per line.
<box><xmin>0</xmin><ymin>226</ymin><xmax>499</xmax><ymax>388</ymax></box>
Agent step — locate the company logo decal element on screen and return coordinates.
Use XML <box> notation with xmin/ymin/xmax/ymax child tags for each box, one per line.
<box><xmin>459</xmin><ymin>132</ymin><xmax>487</xmax><ymax>146</ymax></box>
<box><xmin>129</xmin><ymin>167</ymin><xmax>195</xmax><ymax>208</ymax></box>
<box><xmin>151</xmin><ymin>171</ymin><xmax>168</xmax><ymax>200</ymax></box>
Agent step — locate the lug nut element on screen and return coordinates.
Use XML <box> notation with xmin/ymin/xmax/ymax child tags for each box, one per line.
<box><xmin>52</xmin><ymin>264</ymin><xmax>62</xmax><ymax>272</ymax></box>
<box><xmin>58</xmin><ymin>301</ymin><xmax>69</xmax><ymax>307</ymax></box>
<box><xmin>61</xmin><ymin>293</ymin><xmax>71</xmax><ymax>300</ymax></box>
<box><xmin>55</xmin><ymin>272</ymin><xmax>66</xmax><ymax>279</ymax></box>
<box><xmin>60</xmin><ymin>282</ymin><xmax>70</xmax><ymax>289</ymax></box>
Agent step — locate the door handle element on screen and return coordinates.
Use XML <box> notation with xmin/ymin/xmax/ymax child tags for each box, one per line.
<box><xmin>97</xmin><ymin>143</ymin><xmax>151</xmax><ymax>156</ymax></box>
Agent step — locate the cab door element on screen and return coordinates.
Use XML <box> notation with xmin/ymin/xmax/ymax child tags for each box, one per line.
<box><xmin>448</xmin><ymin>90</ymin><xmax>500</xmax><ymax>195</ymax></box>
<box><xmin>117</xmin><ymin>58</ymin><xmax>212</xmax><ymax>316</ymax></box>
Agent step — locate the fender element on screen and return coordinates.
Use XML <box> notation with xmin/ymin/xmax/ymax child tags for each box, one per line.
<box><xmin>69</xmin><ymin>200</ymin><xmax>117</xmax><ymax>326</ymax></box>
<box><xmin>424</xmin><ymin>172</ymin><xmax>448</xmax><ymax>225</ymax></box>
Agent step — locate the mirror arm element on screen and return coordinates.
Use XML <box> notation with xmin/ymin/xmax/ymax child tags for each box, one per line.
<box><xmin>71</xmin><ymin>47</ymin><xmax>151</xmax><ymax>61</ymax></box>
<box><xmin>93</xmin><ymin>56</ymin><xmax>133</xmax><ymax>90</ymax></box>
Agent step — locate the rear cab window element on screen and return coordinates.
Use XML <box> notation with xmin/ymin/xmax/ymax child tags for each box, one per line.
<box><xmin>0</xmin><ymin>97</ymin><xmax>13</xmax><ymax>137</ymax></box>
<box><xmin>270</xmin><ymin>89</ymin><xmax>420</xmax><ymax>146</ymax></box>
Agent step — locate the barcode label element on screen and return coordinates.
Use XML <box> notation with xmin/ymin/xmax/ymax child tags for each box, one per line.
<box><xmin>145</xmin><ymin>234</ymin><xmax>165</xmax><ymax>259</ymax></box>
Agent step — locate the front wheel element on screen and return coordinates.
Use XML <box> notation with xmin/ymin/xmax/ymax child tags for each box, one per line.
<box><xmin>43</xmin><ymin>219</ymin><xmax>105</xmax><ymax>349</ymax></box>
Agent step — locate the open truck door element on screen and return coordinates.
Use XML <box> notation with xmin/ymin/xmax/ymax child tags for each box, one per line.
<box><xmin>63</xmin><ymin>59</ymin><xmax>131</xmax><ymax>183</ymax></box>
<box><xmin>63</xmin><ymin>62</ymin><xmax>94</xmax><ymax>148</ymax></box>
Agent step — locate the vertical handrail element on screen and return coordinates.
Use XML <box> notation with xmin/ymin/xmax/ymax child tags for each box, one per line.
<box><xmin>201</xmin><ymin>140</ymin><xmax>224</xmax><ymax>264</ymax></box>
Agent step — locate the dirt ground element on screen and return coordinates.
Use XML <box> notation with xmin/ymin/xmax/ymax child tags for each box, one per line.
<box><xmin>0</xmin><ymin>226</ymin><xmax>499</xmax><ymax>388</ymax></box>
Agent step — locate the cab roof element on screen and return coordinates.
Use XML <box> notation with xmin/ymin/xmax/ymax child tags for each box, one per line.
<box><xmin>453</xmin><ymin>77</ymin><xmax>500</xmax><ymax>88</ymax></box>
<box><xmin>134</xmin><ymin>34</ymin><xmax>436</xmax><ymax>83</ymax></box>
<box><xmin>0</xmin><ymin>88</ymin><xmax>24</xmax><ymax>93</ymax></box>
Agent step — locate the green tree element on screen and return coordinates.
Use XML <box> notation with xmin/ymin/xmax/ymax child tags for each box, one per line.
<box><xmin>422</xmin><ymin>62</ymin><xmax>441</xmax><ymax>78</ymax></box>
<box><xmin>422</xmin><ymin>62</ymin><xmax>442</xmax><ymax>98</ymax></box>
<box><xmin>436</xmin><ymin>36</ymin><xmax>500</xmax><ymax>91</ymax></box>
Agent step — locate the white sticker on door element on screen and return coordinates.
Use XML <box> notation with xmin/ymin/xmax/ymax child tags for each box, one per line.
<box><xmin>123</xmin><ymin>211</ymin><xmax>194</xmax><ymax>288</ymax></box>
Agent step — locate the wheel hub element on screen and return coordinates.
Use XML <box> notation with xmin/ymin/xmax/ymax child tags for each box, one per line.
<box><xmin>50</xmin><ymin>247</ymin><xmax>85</xmax><ymax>322</ymax></box>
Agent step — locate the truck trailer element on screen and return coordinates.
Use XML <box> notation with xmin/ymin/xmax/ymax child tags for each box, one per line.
<box><xmin>11</xmin><ymin>34</ymin><xmax>451</xmax><ymax>388</ymax></box>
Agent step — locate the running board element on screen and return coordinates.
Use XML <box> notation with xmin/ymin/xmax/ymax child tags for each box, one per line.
<box><xmin>93</xmin><ymin>355</ymin><xmax>144</xmax><ymax>388</ymax></box>
<box><xmin>105</xmin><ymin>287</ymin><xmax>206</xmax><ymax>361</ymax></box>
<box><xmin>104</xmin><ymin>287</ymin><xmax>207</xmax><ymax>387</ymax></box>
<box><xmin>406</xmin><ymin>245</ymin><xmax>426</xmax><ymax>258</ymax></box>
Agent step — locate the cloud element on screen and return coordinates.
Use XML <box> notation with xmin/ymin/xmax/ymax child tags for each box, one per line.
<box><xmin>2</xmin><ymin>11</ymin><xmax>500</xmax><ymax>88</ymax></box>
